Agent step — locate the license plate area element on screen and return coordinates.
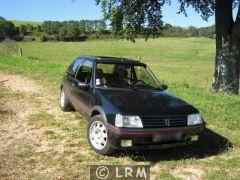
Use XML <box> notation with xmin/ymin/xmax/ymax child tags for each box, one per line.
<box><xmin>152</xmin><ymin>133</ymin><xmax>182</xmax><ymax>142</ymax></box>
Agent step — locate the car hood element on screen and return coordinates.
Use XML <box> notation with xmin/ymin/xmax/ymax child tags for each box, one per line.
<box><xmin>97</xmin><ymin>88</ymin><xmax>198</xmax><ymax>116</ymax></box>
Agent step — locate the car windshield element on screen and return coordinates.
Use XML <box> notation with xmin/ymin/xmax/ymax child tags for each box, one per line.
<box><xmin>95</xmin><ymin>63</ymin><xmax>161</xmax><ymax>90</ymax></box>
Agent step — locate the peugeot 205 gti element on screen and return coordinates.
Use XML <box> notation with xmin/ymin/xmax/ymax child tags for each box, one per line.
<box><xmin>60</xmin><ymin>55</ymin><xmax>205</xmax><ymax>155</ymax></box>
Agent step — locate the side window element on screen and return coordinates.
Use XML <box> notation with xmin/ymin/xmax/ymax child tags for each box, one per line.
<box><xmin>69</xmin><ymin>58</ymin><xmax>83</xmax><ymax>77</ymax></box>
<box><xmin>76</xmin><ymin>60</ymin><xmax>93</xmax><ymax>83</ymax></box>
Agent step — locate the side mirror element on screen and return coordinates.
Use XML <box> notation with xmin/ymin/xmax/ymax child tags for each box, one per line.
<box><xmin>162</xmin><ymin>84</ymin><xmax>168</xmax><ymax>90</ymax></box>
<box><xmin>77</xmin><ymin>82</ymin><xmax>90</xmax><ymax>90</ymax></box>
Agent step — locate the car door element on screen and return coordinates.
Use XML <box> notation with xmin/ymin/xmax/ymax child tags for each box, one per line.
<box><xmin>64</xmin><ymin>57</ymin><xmax>84</xmax><ymax>108</ymax></box>
<box><xmin>71</xmin><ymin>59</ymin><xmax>94</xmax><ymax>116</ymax></box>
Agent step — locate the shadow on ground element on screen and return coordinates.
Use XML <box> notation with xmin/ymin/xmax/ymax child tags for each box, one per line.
<box><xmin>0</xmin><ymin>109</ymin><xmax>13</xmax><ymax>116</ymax></box>
<box><xmin>115</xmin><ymin>128</ymin><xmax>232</xmax><ymax>163</ymax></box>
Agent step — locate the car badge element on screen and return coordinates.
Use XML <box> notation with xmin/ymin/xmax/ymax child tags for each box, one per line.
<box><xmin>164</xmin><ymin>118</ymin><xmax>170</xmax><ymax>127</ymax></box>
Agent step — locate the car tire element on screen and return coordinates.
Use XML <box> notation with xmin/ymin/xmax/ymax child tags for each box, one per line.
<box><xmin>60</xmin><ymin>87</ymin><xmax>74</xmax><ymax>112</ymax></box>
<box><xmin>87</xmin><ymin>115</ymin><xmax>115</xmax><ymax>155</ymax></box>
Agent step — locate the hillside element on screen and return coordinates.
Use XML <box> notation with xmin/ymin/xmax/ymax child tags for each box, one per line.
<box><xmin>11</xmin><ymin>20</ymin><xmax>42</xmax><ymax>27</ymax></box>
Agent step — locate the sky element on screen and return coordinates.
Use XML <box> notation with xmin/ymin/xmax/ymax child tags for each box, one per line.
<box><xmin>0</xmin><ymin>0</ymin><xmax>215</xmax><ymax>28</ymax></box>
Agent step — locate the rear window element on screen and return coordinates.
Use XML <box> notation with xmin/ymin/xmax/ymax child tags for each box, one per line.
<box><xmin>97</xmin><ymin>64</ymin><xmax>115</xmax><ymax>74</ymax></box>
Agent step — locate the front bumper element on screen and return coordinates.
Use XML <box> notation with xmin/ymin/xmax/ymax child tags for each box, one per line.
<box><xmin>107</xmin><ymin>124</ymin><xmax>205</xmax><ymax>150</ymax></box>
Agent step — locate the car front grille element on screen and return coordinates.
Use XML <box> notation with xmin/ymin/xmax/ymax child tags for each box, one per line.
<box><xmin>141</xmin><ymin>115</ymin><xmax>188</xmax><ymax>128</ymax></box>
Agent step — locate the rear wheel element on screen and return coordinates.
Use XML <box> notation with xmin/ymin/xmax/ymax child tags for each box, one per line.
<box><xmin>60</xmin><ymin>87</ymin><xmax>73</xmax><ymax>111</ymax></box>
<box><xmin>87</xmin><ymin>115</ymin><xmax>115</xmax><ymax>155</ymax></box>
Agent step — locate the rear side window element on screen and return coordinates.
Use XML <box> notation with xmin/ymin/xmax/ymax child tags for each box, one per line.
<box><xmin>97</xmin><ymin>64</ymin><xmax>115</xmax><ymax>74</ymax></box>
<box><xmin>76</xmin><ymin>60</ymin><xmax>93</xmax><ymax>83</ymax></box>
<box><xmin>68</xmin><ymin>58</ymin><xmax>82</xmax><ymax>76</ymax></box>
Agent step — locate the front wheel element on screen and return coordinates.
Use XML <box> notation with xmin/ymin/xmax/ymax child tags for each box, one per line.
<box><xmin>60</xmin><ymin>87</ymin><xmax>74</xmax><ymax>112</ymax></box>
<box><xmin>87</xmin><ymin>115</ymin><xmax>115</xmax><ymax>155</ymax></box>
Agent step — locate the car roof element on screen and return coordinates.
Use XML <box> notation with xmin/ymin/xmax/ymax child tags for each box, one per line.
<box><xmin>77</xmin><ymin>55</ymin><xmax>146</xmax><ymax>66</ymax></box>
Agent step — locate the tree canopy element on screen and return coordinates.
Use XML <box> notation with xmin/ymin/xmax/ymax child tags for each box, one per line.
<box><xmin>95</xmin><ymin>0</ymin><xmax>238</xmax><ymax>40</ymax></box>
<box><xmin>0</xmin><ymin>17</ymin><xmax>17</xmax><ymax>41</ymax></box>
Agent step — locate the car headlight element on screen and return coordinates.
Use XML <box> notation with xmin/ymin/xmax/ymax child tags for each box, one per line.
<box><xmin>115</xmin><ymin>114</ymin><xmax>143</xmax><ymax>128</ymax></box>
<box><xmin>188</xmin><ymin>113</ymin><xmax>202</xmax><ymax>126</ymax></box>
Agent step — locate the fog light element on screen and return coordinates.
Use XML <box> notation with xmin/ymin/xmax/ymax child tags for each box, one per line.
<box><xmin>191</xmin><ymin>135</ymin><xmax>199</xmax><ymax>141</ymax></box>
<box><xmin>121</xmin><ymin>140</ymin><xmax>132</xmax><ymax>147</ymax></box>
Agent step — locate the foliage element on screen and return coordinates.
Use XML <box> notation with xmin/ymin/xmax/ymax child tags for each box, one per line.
<box><xmin>95</xmin><ymin>0</ymin><xmax>215</xmax><ymax>40</ymax></box>
<box><xmin>40</xmin><ymin>34</ymin><xmax>48</xmax><ymax>42</ymax></box>
<box><xmin>0</xmin><ymin>17</ymin><xmax>18</xmax><ymax>41</ymax></box>
<box><xmin>59</xmin><ymin>23</ymin><xmax>80</xmax><ymax>41</ymax></box>
<box><xmin>94</xmin><ymin>0</ymin><xmax>240</xmax><ymax>41</ymax></box>
<box><xmin>187</xmin><ymin>26</ymin><xmax>199</xmax><ymax>37</ymax></box>
<box><xmin>198</xmin><ymin>25</ymin><xmax>215</xmax><ymax>39</ymax></box>
<box><xmin>1</xmin><ymin>16</ymin><xmax>216</xmax><ymax>42</ymax></box>
<box><xmin>18</xmin><ymin>24</ymin><xmax>34</xmax><ymax>36</ymax></box>
<box><xmin>162</xmin><ymin>24</ymin><xmax>187</xmax><ymax>37</ymax></box>
<box><xmin>42</xmin><ymin>21</ymin><xmax>62</xmax><ymax>35</ymax></box>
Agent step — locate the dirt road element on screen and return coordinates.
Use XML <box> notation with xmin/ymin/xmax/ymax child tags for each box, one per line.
<box><xmin>0</xmin><ymin>73</ymin><xmax>89</xmax><ymax>179</ymax></box>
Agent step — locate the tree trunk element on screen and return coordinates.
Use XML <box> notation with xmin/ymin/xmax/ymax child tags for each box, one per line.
<box><xmin>212</xmin><ymin>0</ymin><xmax>240</xmax><ymax>94</ymax></box>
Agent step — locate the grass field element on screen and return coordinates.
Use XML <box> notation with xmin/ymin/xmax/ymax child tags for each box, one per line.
<box><xmin>16</xmin><ymin>38</ymin><xmax>215</xmax><ymax>89</ymax></box>
<box><xmin>0</xmin><ymin>38</ymin><xmax>240</xmax><ymax>179</ymax></box>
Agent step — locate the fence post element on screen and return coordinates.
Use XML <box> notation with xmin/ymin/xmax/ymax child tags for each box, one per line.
<box><xmin>19</xmin><ymin>48</ymin><xmax>22</xmax><ymax>57</ymax></box>
<box><xmin>137</xmin><ymin>56</ymin><xmax>141</xmax><ymax>61</ymax></box>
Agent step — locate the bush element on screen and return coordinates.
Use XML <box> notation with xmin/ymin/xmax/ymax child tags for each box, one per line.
<box><xmin>0</xmin><ymin>17</ymin><xmax>17</xmax><ymax>41</ymax></box>
<box><xmin>59</xmin><ymin>23</ymin><xmax>80</xmax><ymax>41</ymax></box>
<box><xmin>187</xmin><ymin>26</ymin><xmax>199</xmax><ymax>37</ymax></box>
<box><xmin>13</xmin><ymin>35</ymin><xmax>24</xmax><ymax>41</ymax></box>
<box><xmin>23</xmin><ymin>36</ymin><xmax>36</xmax><ymax>42</ymax></box>
<box><xmin>1</xmin><ymin>38</ymin><xmax>19</xmax><ymax>55</ymax></box>
<box><xmin>40</xmin><ymin>34</ymin><xmax>48</xmax><ymax>42</ymax></box>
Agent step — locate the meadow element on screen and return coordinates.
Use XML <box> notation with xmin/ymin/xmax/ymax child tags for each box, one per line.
<box><xmin>0</xmin><ymin>38</ymin><xmax>240</xmax><ymax>179</ymax></box>
<box><xmin>17</xmin><ymin>38</ymin><xmax>215</xmax><ymax>89</ymax></box>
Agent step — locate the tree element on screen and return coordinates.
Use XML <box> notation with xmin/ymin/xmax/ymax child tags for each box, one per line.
<box><xmin>59</xmin><ymin>26</ymin><xmax>67</xmax><ymax>41</ymax></box>
<box><xmin>42</xmin><ymin>21</ymin><xmax>62</xmax><ymax>35</ymax></box>
<box><xmin>162</xmin><ymin>25</ymin><xmax>187</xmax><ymax>37</ymax></box>
<box><xmin>66</xmin><ymin>23</ymin><xmax>79</xmax><ymax>40</ymax></box>
<box><xmin>198</xmin><ymin>25</ymin><xmax>215</xmax><ymax>38</ymax></box>
<box><xmin>95</xmin><ymin>0</ymin><xmax>240</xmax><ymax>94</ymax></box>
<box><xmin>163</xmin><ymin>23</ymin><xmax>173</xmax><ymax>30</ymax></box>
<box><xmin>187</xmin><ymin>26</ymin><xmax>199</xmax><ymax>37</ymax></box>
<box><xmin>36</xmin><ymin>25</ymin><xmax>42</xmax><ymax>32</ymax></box>
<box><xmin>19</xmin><ymin>25</ymin><xmax>27</xmax><ymax>36</ymax></box>
<box><xmin>59</xmin><ymin>23</ymin><xmax>80</xmax><ymax>41</ymax></box>
<box><xmin>25</xmin><ymin>24</ymin><xmax>34</xmax><ymax>35</ymax></box>
<box><xmin>0</xmin><ymin>17</ymin><xmax>16</xmax><ymax>41</ymax></box>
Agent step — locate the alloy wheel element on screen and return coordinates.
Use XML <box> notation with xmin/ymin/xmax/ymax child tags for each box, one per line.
<box><xmin>89</xmin><ymin>121</ymin><xmax>107</xmax><ymax>150</ymax></box>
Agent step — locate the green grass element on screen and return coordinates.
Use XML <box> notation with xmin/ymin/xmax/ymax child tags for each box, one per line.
<box><xmin>12</xmin><ymin>38</ymin><xmax>214</xmax><ymax>89</ymax></box>
<box><xmin>0</xmin><ymin>38</ymin><xmax>240</xmax><ymax>179</ymax></box>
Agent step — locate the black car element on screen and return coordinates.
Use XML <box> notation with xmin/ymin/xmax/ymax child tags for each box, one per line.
<box><xmin>60</xmin><ymin>55</ymin><xmax>205</xmax><ymax>155</ymax></box>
